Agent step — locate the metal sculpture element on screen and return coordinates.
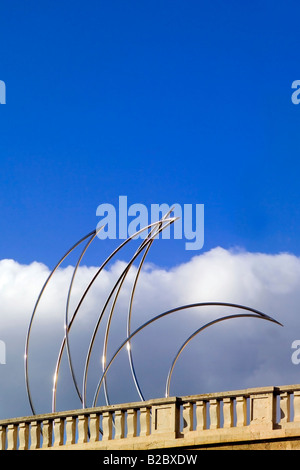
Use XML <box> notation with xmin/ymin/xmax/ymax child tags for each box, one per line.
<box><xmin>24</xmin><ymin>213</ymin><xmax>283</xmax><ymax>416</ymax></box>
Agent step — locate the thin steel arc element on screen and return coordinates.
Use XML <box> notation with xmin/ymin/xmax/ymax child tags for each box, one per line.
<box><xmin>125</xmin><ymin>242</ymin><xmax>152</xmax><ymax>402</ymax></box>
<box><xmin>51</xmin><ymin>217</ymin><xmax>176</xmax><ymax>412</ymax></box>
<box><xmin>99</xmin><ymin>217</ymin><xmax>172</xmax><ymax>433</ymax></box>
<box><xmin>101</xmin><ymin>231</ymin><xmax>156</xmax><ymax>405</ymax></box>
<box><xmin>100</xmin><ymin>229</ymin><xmax>164</xmax><ymax>433</ymax></box>
<box><xmin>61</xmin><ymin>226</ymin><xmax>104</xmax><ymax>406</ymax></box>
<box><xmin>52</xmin><ymin>218</ymin><xmax>176</xmax><ymax>412</ymax></box>
<box><xmin>25</xmin><ymin>229</ymin><xmax>97</xmax><ymax>415</ymax></box>
<box><xmin>100</xmin><ymin>232</ymin><xmax>163</xmax><ymax>431</ymax></box>
<box><xmin>84</xmin><ymin>218</ymin><xmax>177</xmax><ymax>408</ymax></box>
<box><xmin>164</xmin><ymin>313</ymin><xmax>280</xmax><ymax>398</ymax></box>
<box><xmin>64</xmin><ymin>217</ymin><xmax>178</xmax><ymax>333</ymax></box>
<box><xmin>125</xmin><ymin>213</ymin><xmax>172</xmax><ymax>403</ymax></box>
<box><xmin>102</xmin><ymin>214</ymin><xmax>172</xmax><ymax>406</ymax></box>
<box><xmin>92</xmin><ymin>302</ymin><xmax>282</xmax><ymax>407</ymax></box>
<box><xmin>95</xmin><ymin>218</ymin><xmax>176</xmax><ymax>407</ymax></box>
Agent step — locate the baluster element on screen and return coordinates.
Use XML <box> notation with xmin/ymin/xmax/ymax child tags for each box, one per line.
<box><xmin>89</xmin><ymin>414</ymin><xmax>100</xmax><ymax>443</ymax></box>
<box><xmin>114</xmin><ymin>410</ymin><xmax>125</xmax><ymax>439</ymax></box>
<box><xmin>209</xmin><ymin>399</ymin><xmax>220</xmax><ymax>429</ymax></box>
<box><xmin>54</xmin><ymin>418</ymin><xmax>65</xmax><ymax>446</ymax></box>
<box><xmin>236</xmin><ymin>396</ymin><xmax>247</xmax><ymax>427</ymax></box>
<box><xmin>279</xmin><ymin>392</ymin><xmax>290</xmax><ymax>424</ymax></box>
<box><xmin>223</xmin><ymin>398</ymin><xmax>234</xmax><ymax>428</ymax></box>
<box><xmin>65</xmin><ymin>416</ymin><xmax>76</xmax><ymax>445</ymax></box>
<box><xmin>293</xmin><ymin>391</ymin><xmax>300</xmax><ymax>422</ymax></box>
<box><xmin>30</xmin><ymin>421</ymin><xmax>41</xmax><ymax>449</ymax></box>
<box><xmin>0</xmin><ymin>426</ymin><xmax>6</xmax><ymax>450</ymax></box>
<box><xmin>19</xmin><ymin>422</ymin><xmax>29</xmax><ymax>450</ymax></box>
<box><xmin>127</xmin><ymin>409</ymin><xmax>137</xmax><ymax>438</ymax></box>
<box><xmin>77</xmin><ymin>415</ymin><xmax>88</xmax><ymax>444</ymax></box>
<box><xmin>182</xmin><ymin>402</ymin><xmax>193</xmax><ymax>433</ymax></box>
<box><xmin>102</xmin><ymin>412</ymin><xmax>112</xmax><ymax>441</ymax></box>
<box><xmin>139</xmin><ymin>407</ymin><xmax>150</xmax><ymax>436</ymax></box>
<box><xmin>42</xmin><ymin>420</ymin><xmax>53</xmax><ymax>448</ymax></box>
<box><xmin>195</xmin><ymin>400</ymin><xmax>207</xmax><ymax>431</ymax></box>
<box><xmin>7</xmin><ymin>424</ymin><xmax>18</xmax><ymax>450</ymax></box>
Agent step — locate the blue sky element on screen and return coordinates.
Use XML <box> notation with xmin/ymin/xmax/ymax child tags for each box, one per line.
<box><xmin>1</xmin><ymin>1</ymin><xmax>300</xmax><ymax>268</ymax></box>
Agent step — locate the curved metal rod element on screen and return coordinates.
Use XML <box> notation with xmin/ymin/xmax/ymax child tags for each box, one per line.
<box><xmin>52</xmin><ymin>217</ymin><xmax>176</xmax><ymax>411</ymax></box>
<box><xmin>101</xmin><ymin>231</ymin><xmax>156</xmax><ymax>405</ymax></box>
<box><xmin>92</xmin><ymin>302</ymin><xmax>282</xmax><ymax>407</ymax></box>
<box><xmin>51</xmin><ymin>217</ymin><xmax>177</xmax><ymax>411</ymax></box>
<box><xmin>102</xmin><ymin>212</ymin><xmax>173</xmax><ymax>406</ymax></box>
<box><xmin>125</xmin><ymin>212</ymin><xmax>172</xmax><ymax>403</ymax></box>
<box><xmin>84</xmin><ymin>218</ymin><xmax>177</xmax><ymax>408</ymax></box>
<box><xmin>60</xmin><ymin>226</ymin><xmax>104</xmax><ymax>407</ymax></box>
<box><xmin>125</xmin><ymin>243</ymin><xmax>152</xmax><ymax>402</ymax></box>
<box><xmin>98</xmin><ymin>218</ymin><xmax>172</xmax><ymax>434</ymax></box>
<box><xmin>98</xmin><ymin>223</ymin><xmax>173</xmax><ymax>433</ymax></box>
<box><xmin>24</xmin><ymin>229</ymin><xmax>97</xmax><ymax>415</ymax></box>
<box><xmin>63</xmin><ymin>217</ymin><xmax>178</xmax><ymax>337</ymax></box>
<box><xmin>164</xmin><ymin>313</ymin><xmax>279</xmax><ymax>398</ymax></box>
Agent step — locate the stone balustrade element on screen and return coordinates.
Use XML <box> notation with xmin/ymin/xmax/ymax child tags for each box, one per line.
<box><xmin>1</xmin><ymin>384</ymin><xmax>300</xmax><ymax>450</ymax></box>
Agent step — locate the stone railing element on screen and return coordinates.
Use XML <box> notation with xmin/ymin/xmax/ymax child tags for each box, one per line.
<box><xmin>1</xmin><ymin>384</ymin><xmax>300</xmax><ymax>450</ymax></box>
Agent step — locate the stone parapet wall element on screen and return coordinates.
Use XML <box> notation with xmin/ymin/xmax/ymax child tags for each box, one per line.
<box><xmin>1</xmin><ymin>385</ymin><xmax>300</xmax><ymax>450</ymax></box>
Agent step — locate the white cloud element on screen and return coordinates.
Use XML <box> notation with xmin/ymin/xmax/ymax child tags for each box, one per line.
<box><xmin>1</xmin><ymin>247</ymin><xmax>300</xmax><ymax>419</ymax></box>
